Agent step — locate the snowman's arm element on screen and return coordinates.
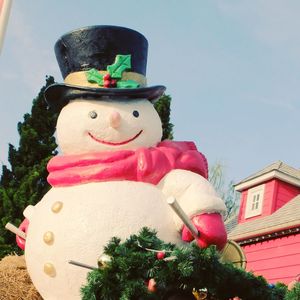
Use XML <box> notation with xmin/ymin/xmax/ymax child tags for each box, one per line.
<box><xmin>23</xmin><ymin>205</ymin><xmax>35</xmax><ymax>221</ymax></box>
<box><xmin>157</xmin><ymin>169</ymin><xmax>227</xmax><ymax>231</ymax></box>
<box><xmin>16</xmin><ymin>205</ymin><xmax>35</xmax><ymax>250</ymax></box>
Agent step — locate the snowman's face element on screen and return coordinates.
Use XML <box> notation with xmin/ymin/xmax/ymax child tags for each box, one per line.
<box><xmin>56</xmin><ymin>99</ymin><xmax>163</xmax><ymax>155</ymax></box>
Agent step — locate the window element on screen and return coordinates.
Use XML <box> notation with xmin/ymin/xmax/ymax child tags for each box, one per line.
<box><xmin>251</xmin><ymin>194</ymin><xmax>260</xmax><ymax>210</ymax></box>
<box><xmin>245</xmin><ymin>184</ymin><xmax>265</xmax><ymax>219</ymax></box>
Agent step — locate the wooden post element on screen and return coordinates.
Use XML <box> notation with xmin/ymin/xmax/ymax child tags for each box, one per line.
<box><xmin>5</xmin><ymin>222</ymin><xmax>26</xmax><ymax>239</ymax></box>
<box><xmin>167</xmin><ymin>196</ymin><xmax>200</xmax><ymax>238</ymax></box>
<box><xmin>0</xmin><ymin>0</ymin><xmax>13</xmax><ymax>53</ymax></box>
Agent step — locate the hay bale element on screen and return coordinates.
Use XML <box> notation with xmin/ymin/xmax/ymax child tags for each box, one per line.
<box><xmin>0</xmin><ymin>254</ymin><xmax>42</xmax><ymax>300</ymax></box>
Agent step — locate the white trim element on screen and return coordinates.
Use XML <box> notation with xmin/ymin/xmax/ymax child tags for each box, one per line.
<box><xmin>235</xmin><ymin>170</ymin><xmax>300</xmax><ymax>192</ymax></box>
<box><xmin>245</xmin><ymin>184</ymin><xmax>265</xmax><ymax>219</ymax></box>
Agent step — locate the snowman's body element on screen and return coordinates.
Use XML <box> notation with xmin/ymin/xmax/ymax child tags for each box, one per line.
<box><xmin>23</xmin><ymin>99</ymin><xmax>226</xmax><ymax>299</ymax></box>
<box><xmin>25</xmin><ymin>181</ymin><xmax>180</xmax><ymax>300</ymax></box>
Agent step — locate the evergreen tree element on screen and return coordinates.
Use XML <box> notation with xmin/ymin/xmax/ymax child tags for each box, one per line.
<box><xmin>0</xmin><ymin>76</ymin><xmax>58</xmax><ymax>258</ymax></box>
<box><xmin>154</xmin><ymin>94</ymin><xmax>174</xmax><ymax>140</ymax></box>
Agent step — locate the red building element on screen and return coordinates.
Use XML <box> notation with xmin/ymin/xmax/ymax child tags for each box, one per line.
<box><xmin>228</xmin><ymin>161</ymin><xmax>300</xmax><ymax>284</ymax></box>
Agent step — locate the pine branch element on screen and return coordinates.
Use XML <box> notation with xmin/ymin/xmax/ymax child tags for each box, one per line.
<box><xmin>81</xmin><ymin>227</ymin><xmax>293</xmax><ymax>300</ymax></box>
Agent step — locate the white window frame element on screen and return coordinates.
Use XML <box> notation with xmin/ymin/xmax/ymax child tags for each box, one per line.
<box><xmin>245</xmin><ymin>184</ymin><xmax>265</xmax><ymax>219</ymax></box>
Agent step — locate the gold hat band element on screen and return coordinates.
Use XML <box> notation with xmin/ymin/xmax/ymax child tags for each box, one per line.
<box><xmin>64</xmin><ymin>70</ymin><xmax>147</xmax><ymax>88</ymax></box>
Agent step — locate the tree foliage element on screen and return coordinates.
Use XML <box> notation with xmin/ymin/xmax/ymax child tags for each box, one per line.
<box><xmin>154</xmin><ymin>94</ymin><xmax>174</xmax><ymax>140</ymax></box>
<box><xmin>0</xmin><ymin>76</ymin><xmax>58</xmax><ymax>258</ymax></box>
<box><xmin>285</xmin><ymin>283</ymin><xmax>300</xmax><ymax>300</ymax></box>
<box><xmin>209</xmin><ymin>163</ymin><xmax>240</xmax><ymax>221</ymax></box>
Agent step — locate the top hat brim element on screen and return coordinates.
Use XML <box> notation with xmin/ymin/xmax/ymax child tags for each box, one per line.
<box><xmin>44</xmin><ymin>83</ymin><xmax>166</xmax><ymax>112</ymax></box>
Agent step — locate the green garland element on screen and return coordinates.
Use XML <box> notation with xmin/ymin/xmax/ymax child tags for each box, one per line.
<box><xmin>81</xmin><ymin>228</ymin><xmax>300</xmax><ymax>300</ymax></box>
<box><xmin>285</xmin><ymin>283</ymin><xmax>300</xmax><ymax>300</ymax></box>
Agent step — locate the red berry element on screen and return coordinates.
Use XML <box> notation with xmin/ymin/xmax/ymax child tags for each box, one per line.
<box><xmin>147</xmin><ymin>278</ymin><xmax>156</xmax><ymax>292</ymax></box>
<box><xmin>111</xmin><ymin>79</ymin><xmax>117</xmax><ymax>87</ymax></box>
<box><xmin>103</xmin><ymin>74</ymin><xmax>111</xmax><ymax>80</ymax></box>
<box><xmin>156</xmin><ymin>251</ymin><xmax>165</xmax><ymax>260</ymax></box>
<box><xmin>104</xmin><ymin>80</ymin><xmax>111</xmax><ymax>88</ymax></box>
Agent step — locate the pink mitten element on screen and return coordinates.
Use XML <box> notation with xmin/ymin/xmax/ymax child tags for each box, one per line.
<box><xmin>182</xmin><ymin>213</ymin><xmax>227</xmax><ymax>250</ymax></box>
<box><xmin>16</xmin><ymin>218</ymin><xmax>29</xmax><ymax>250</ymax></box>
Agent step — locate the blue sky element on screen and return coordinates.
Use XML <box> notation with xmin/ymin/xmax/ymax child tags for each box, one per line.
<box><xmin>1</xmin><ymin>0</ymin><xmax>300</xmax><ymax>184</ymax></box>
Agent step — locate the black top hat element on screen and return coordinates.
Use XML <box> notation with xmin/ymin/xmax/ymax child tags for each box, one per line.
<box><xmin>44</xmin><ymin>25</ymin><xmax>166</xmax><ymax>112</ymax></box>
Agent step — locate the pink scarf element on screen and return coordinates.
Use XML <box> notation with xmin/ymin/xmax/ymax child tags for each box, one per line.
<box><xmin>47</xmin><ymin>140</ymin><xmax>208</xmax><ymax>187</ymax></box>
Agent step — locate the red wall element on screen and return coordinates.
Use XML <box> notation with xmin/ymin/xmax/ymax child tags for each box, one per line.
<box><xmin>238</xmin><ymin>180</ymin><xmax>275</xmax><ymax>223</ymax></box>
<box><xmin>275</xmin><ymin>180</ymin><xmax>300</xmax><ymax>211</ymax></box>
<box><xmin>238</xmin><ymin>179</ymin><xmax>300</xmax><ymax>224</ymax></box>
<box><xmin>237</xmin><ymin>177</ymin><xmax>300</xmax><ymax>284</ymax></box>
<box><xmin>243</xmin><ymin>233</ymin><xmax>300</xmax><ymax>284</ymax></box>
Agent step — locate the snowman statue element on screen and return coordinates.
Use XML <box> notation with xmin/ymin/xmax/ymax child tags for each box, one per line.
<box><xmin>15</xmin><ymin>26</ymin><xmax>227</xmax><ymax>300</ymax></box>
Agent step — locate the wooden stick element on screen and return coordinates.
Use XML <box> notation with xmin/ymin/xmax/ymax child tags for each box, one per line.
<box><xmin>167</xmin><ymin>196</ymin><xmax>200</xmax><ymax>238</ymax></box>
<box><xmin>5</xmin><ymin>222</ymin><xmax>26</xmax><ymax>239</ymax></box>
<box><xmin>68</xmin><ymin>260</ymin><xmax>97</xmax><ymax>270</ymax></box>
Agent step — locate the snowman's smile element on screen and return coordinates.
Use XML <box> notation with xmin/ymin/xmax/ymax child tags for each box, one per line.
<box><xmin>88</xmin><ymin>130</ymin><xmax>143</xmax><ymax>146</ymax></box>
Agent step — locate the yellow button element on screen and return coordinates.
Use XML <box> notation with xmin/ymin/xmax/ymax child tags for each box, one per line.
<box><xmin>51</xmin><ymin>201</ymin><xmax>63</xmax><ymax>213</ymax></box>
<box><xmin>43</xmin><ymin>231</ymin><xmax>54</xmax><ymax>245</ymax></box>
<box><xmin>44</xmin><ymin>263</ymin><xmax>56</xmax><ymax>277</ymax></box>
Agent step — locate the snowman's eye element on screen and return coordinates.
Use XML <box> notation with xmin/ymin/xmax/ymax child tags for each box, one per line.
<box><xmin>89</xmin><ymin>111</ymin><xmax>98</xmax><ymax>119</ymax></box>
<box><xmin>132</xmin><ymin>110</ymin><xmax>139</xmax><ymax>118</ymax></box>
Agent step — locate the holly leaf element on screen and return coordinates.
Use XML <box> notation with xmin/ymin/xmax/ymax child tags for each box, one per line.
<box><xmin>117</xmin><ymin>80</ymin><xmax>140</xmax><ymax>89</ymax></box>
<box><xmin>107</xmin><ymin>55</ymin><xmax>131</xmax><ymax>79</ymax></box>
<box><xmin>86</xmin><ymin>68</ymin><xmax>104</xmax><ymax>86</ymax></box>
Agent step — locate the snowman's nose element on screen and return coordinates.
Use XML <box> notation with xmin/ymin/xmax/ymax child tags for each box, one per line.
<box><xmin>109</xmin><ymin>111</ymin><xmax>121</xmax><ymax>128</ymax></box>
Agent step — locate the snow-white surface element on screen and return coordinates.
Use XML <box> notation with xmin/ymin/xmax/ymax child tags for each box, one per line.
<box><xmin>24</xmin><ymin>97</ymin><xmax>226</xmax><ymax>299</ymax></box>
<box><xmin>25</xmin><ymin>181</ymin><xmax>180</xmax><ymax>300</ymax></box>
<box><xmin>56</xmin><ymin>99</ymin><xmax>162</xmax><ymax>154</ymax></box>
